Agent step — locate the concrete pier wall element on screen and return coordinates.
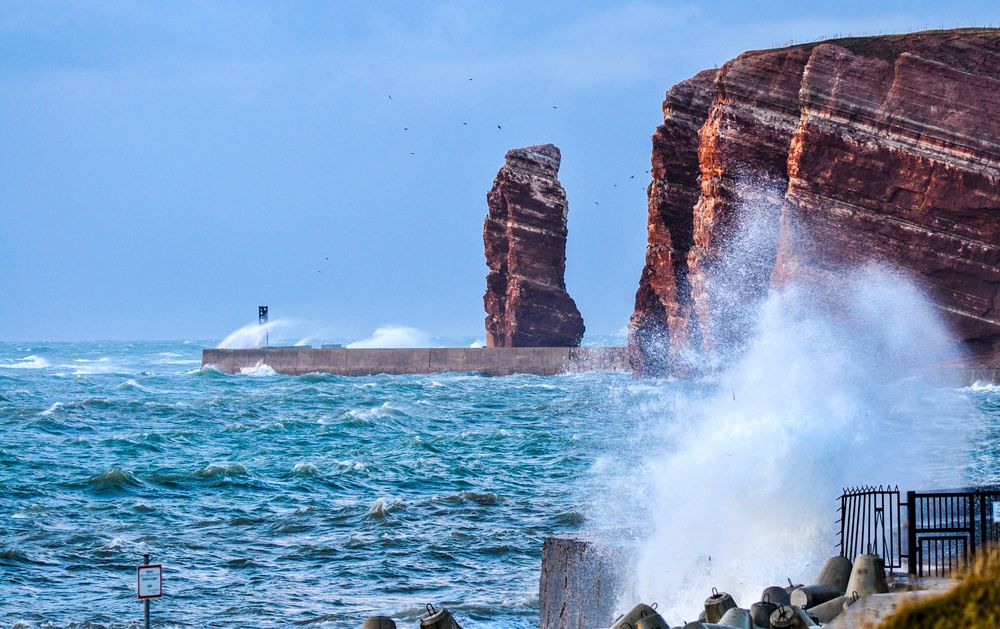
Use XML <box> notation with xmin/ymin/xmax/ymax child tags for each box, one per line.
<box><xmin>202</xmin><ymin>346</ymin><xmax>630</xmax><ymax>376</ymax></box>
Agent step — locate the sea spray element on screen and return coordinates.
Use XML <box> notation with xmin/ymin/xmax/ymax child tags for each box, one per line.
<box><xmin>217</xmin><ymin>319</ymin><xmax>298</xmax><ymax>349</ymax></box>
<box><xmin>348</xmin><ymin>325</ymin><xmax>431</xmax><ymax>348</ymax></box>
<box><xmin>599</xmin><ymin>268</ymin><xmax>980</xmax><ymax>616</ymax></box>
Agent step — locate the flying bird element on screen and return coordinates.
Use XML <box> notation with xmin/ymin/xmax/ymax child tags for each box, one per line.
<box><xmin>552</xmin><ymin>106</ymin><xmax>558</xmax><ymax>109</ymax></box>
<box><xmin>388</xmin><ymin>95</ymin><xmax>392</xmax><ymax>100</ymax></box>
<box><xmin>497</xmin><ymin>124</ymin><xmax>502</xmax><ymax>130</ymax></box>
<box><xmin>462</xmin><ymin>122</ymin><xmax>468</xmax><ymax>125</ymax></box>
<box><xmin>629</xmin><ymin>175</ymin><xmax>635</xmax><ymax>179</ymax></box>
<box><xmin>594</xmin><ymin>201</ymin><xmax>600</xmax><ymax>205</ymax></box>
<box><xmin>403</xmin><ymin>127</ymin><xmax>408</xmax><ymax>131</ymax></box>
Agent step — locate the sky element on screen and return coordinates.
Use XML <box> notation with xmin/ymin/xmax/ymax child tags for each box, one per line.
<box><xmin>3</xmin><ymin>1</ymin><xmax>999</xmax><ymax>343</ymax></box>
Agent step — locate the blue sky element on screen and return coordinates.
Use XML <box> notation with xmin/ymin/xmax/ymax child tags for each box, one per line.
<box><xmin>2</xmin><ymin>1</ymin><xmax>998</xmax><ymax>342</ymax></box>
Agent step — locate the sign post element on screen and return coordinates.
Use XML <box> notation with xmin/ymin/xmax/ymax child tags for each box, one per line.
<box><xmin>137</xmin><ymin>554</ymin><xmax>162</xmax><ymax>629</ymax></box>
<box><xmin>258</xmin><ymin>306</ymin><xmax>269</xmax><ymax>347</ymax></box>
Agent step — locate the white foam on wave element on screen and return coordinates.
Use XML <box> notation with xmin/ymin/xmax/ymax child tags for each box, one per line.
<box><xmin>238</xmin><ymin>361</ymin><xmax>277</xmax><ymax>377</ymax></box>
<box><xmin>39</xmin><ymin>402</ymin><xmax>63</xmax><ymax>416</ymax></box>
<box><xmin>344</xmin><ymin>402</ymin><xmax>398</xmax><ymax>421</ymax></box>
<box><xmin>966</xmin><ymin>380</ymin><xmax>1000</xmax><ymax>393</ymax></box>
<box><xmin>347</xmin><ymin>325</ymin><xmax>430</xmax><ymax>348</ymax></box>
<box><xmin>0</xmin><ymin>355</ymin><xmax>50</xmax><ymax>369</ymax></box>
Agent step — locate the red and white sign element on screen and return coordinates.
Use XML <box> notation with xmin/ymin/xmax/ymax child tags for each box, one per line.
<box><xmin>137</xmin><ymin>564</ymin><xmax>162</xmax><ymax>599</ymax></box>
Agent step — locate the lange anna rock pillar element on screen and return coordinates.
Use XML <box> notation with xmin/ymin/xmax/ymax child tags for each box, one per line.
<box><xmin>484</xmin><ymin>144</ymin><xmax>585</xmax><ymax>347</ymax></box>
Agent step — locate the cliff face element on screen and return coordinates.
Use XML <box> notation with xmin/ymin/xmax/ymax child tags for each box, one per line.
<box><xmin>631</xmin><ymin>30</ymin><xmax>1000</xmax><ymax>373</ymax></box>
<box><xmin>484</xmin><ymin>144</ymin><xmax>585</xmax><ymax>347</ymax></box>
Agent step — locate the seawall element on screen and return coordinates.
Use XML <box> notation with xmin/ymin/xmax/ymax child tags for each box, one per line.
<box><xmin>202</xmin><ymin>346</ymin><xmax>629</xmax><ymax>376</ymax></box>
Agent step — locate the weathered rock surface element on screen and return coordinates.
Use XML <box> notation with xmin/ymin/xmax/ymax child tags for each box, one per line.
<box><xmin>631</xmin><ymin>30</ymin><xmax>1000</xmax><ymax>374</ymax></box>
<box><xmin>484</xmin><ymin>144</ymin><xmax>585</xmax><ymax>347</ymax></box>
<box><xmin>629</xmin><ymin>69</ymin><xmax>717</xmax><ymax>375</ymax></box>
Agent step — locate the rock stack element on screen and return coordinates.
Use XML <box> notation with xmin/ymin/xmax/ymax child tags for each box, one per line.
<box><xmin>484</xmin><ymin>144</ymin><xmax>585</xmax><ymax>348</ymax></box>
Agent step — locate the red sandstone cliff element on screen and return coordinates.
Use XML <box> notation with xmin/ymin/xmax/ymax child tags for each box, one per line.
<box><xmin>484</xmin><ymin>144</ymin><xmax>585</xmax><ymax>347</ymax></box>
<box><xmin>631</xmin><ymin>30</ymin><xmax>1000</xmax><ymax>374</ymax></box>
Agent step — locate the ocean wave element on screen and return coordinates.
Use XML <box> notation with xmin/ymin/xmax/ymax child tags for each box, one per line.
<box><xmin>442</xmin><ymin>491</ymin><xmax>505</xmax><ymax>506</ymax></box>
<box><xmin>366</xmin><ymin>497</ymin><xmax>406</xmax><ymax>520</ymax></box>
<box><xmin>195</xmin><ymin>463</ymin><xmax>250</xmax><ymax>479</ymax></box>
<box><xmin>343</xmin><ymin>402</ymin><xmax>403</xmax><ymax>422</ymax></box>
<box><xmin>238</xmin><ymin>361</ymin><xmax>278</xmax><ymax>377</ymax></box>
<box><xmin>0</xmin><ymin>548</ymin><xmax>33</xmax><ymax>565</ymax></box>
<box><xmin>115</xmin><ymin>379</ymin><xmax>147</xmax><ymax>391</ymax></box>
<box><xmin>332</xmin><ymin>459</ymin><xmax>369</xmax><ymax>473</ymax></box>
<box><xmin>966</xmin><ymin>380</ymin><xmax>1000</xmax><ymax>392</ymax></box>
<box><xmin>289</xmin><ymin>462</ymin><xmax>321</xmax><ymax>477</ymax></box>
<box><xmin>0</xmin><ymin>355</ymin><xmax>50</xmax><ymax>369</ymax></box>
<box><xmin>84</xmin><ymin>468</ymin><xmax>144</xmax><ymax>493</ymax></box>
<box><xmin>192</xmin><ymin>363</ymin><xmax>224</xmax><ymax>376</ymax></box>
<box><xmin>39</xmin><ymin>402</ymin><xmax>63</xmax><ymax>416</ymax></box>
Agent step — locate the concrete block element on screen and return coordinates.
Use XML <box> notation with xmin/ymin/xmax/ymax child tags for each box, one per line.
<box><xmin>429</xmin><ymin>348</ymin><xmax>448</xmax><ymax>372</ymax></box>
<box><xmin>325</xmin><ymin>349</ymin><xmax>348</xmax><ymax>372</ymax></box>
<box><xmin>539</xmin><ymin>536</ymin><xmax>624</xmax><ymax>629</ymax></box>
<box><xmin>400</xmin><ymin>348</ymin><xmax>430</xmax><ymax>373</ymax></box>
<box><xmin>446</xmin><ymin>348</ymin><xmax>466</xmax><ymax>372</ymax></box>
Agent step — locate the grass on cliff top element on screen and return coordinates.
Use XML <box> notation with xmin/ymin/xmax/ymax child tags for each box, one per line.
<box><xmin>761</xmin><ymin>27</ymin><xmax>1000</xmax><ymax>64</ymax></box>
<box><xmin>875</xmin><ymin>547</ymin><xmax>1000</xmax><ymax>629</ymax></box>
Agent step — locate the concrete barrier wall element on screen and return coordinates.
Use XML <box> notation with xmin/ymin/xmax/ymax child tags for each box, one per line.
<box><xmin>202</xmin><ymin>346</ymin><xmax>630</xmax><ymax>376</ymax></box>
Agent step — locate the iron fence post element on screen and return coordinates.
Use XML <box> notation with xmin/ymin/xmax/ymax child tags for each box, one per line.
<box><xmin>906</xmin><ymin>491</ymin><xmax>917</xmax><ymax>575</ymax></box>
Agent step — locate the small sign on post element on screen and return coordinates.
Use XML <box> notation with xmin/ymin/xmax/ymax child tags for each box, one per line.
<box><xmin>137</xmin><ymin>554</ymin><xmax>161</xmax><ymax>629</ymax></box>
<box><xmin>137</xmin><ymin>563</ymin><xmax>162</xmax><ymax>599</ymax></box>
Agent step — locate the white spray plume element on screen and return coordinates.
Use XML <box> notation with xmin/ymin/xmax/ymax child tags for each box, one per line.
<box><xmin>217</xmin><ymin>319</ymin><xmax>297</xmax><ymax>349</ymax></box>
<box><xmin>347</xmin><ymin>325</ymin><xmax>430</xmax><ymax>349</ymax></box>
<box><xmin>596</xmin><ymin>184</ymin><xmax>982</xmax><ymax>619</ymax></box>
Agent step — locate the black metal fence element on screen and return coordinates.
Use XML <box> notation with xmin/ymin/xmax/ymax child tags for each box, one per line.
<box><xmin>838</xmin><ymin>485</ymin><xmax>1000</xmax><ymax>577</ymax></box>
<box><xmin>838</xmin><ymin>485</ymin><xmax>904</xmax><ymax>570</ymax></box>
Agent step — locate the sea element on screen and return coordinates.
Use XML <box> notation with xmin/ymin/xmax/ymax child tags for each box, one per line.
<box><xmin>1</xmin><ymin>335</ymin><xmax>999</xmax><ymax>628</ymax></box>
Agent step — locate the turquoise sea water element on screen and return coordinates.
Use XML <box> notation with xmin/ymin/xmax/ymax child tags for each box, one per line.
<box><xmin>0</xmin><ymin>341</ymin><xmax>644</xmax><ymax>628</ymax></box>
<box><xmin>1</xmin><ymin>341</ymin><xmax>999</xmax><ymax>628</ymax></box>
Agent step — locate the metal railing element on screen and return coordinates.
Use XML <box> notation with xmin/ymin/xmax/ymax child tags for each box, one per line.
<box><xmin>838</xmin><ymin>485</ymin><xmax>1000</xmax><ymax>577</ymax></box>
<box><xmin>838</xmin><ymin>485</ymin><xmax>903</xmax><ymax>570</ymax></box>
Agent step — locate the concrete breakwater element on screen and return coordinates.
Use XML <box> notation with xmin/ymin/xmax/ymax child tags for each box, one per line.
<box><xmin>202</xmin><ymin>346</ymin><xmax>629</xmax><ymax>376</ymax></box>
<box><xmin>537</xmin><ymin>536</ymin><xmax>941</xmax><ymax>629</ymax></box>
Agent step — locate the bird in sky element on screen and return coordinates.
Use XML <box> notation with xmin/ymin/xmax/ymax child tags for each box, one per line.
<box><xmin>403</xmin><ymin>127</ymin><xmax>408</xmax><ymax>131</ymax></box>
<box><xmin>497</xmin><ymin>125</ymin><xmax>502</xmax><ymax>130</ymax></box>
<box><xmin>594</xmin><ymin>201</ymin><xmax>600</xmax><ymax>205</ymax></box>
<box><xmin>629</xmin><ymin>175</ymin><xmax>635</xmax><ymax>179</ymax></box>
<box><xmin>462</xmin><ymin>122</ymin><xmax>468</xmax><ymax>125</ymax></box>
<box><xmin>388</xmin><ymin>95</ymin><xmax>392</xmax><ymax>100</ymax></box>
<box><xmin>552</xmin><ymin>106</ymin><xmax>558</xmax><ymax>109</ymax></box>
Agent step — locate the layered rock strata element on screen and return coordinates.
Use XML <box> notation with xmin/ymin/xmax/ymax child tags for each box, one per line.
<box><xmin>484</xmin><ymin>144</ymin><xmax>585</xmax><ymax>347</ymax></box>
<box><xmin>631</xmin><ymin>30</ymin><xmax>1000</xmax><ymax>374</ymax></box>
